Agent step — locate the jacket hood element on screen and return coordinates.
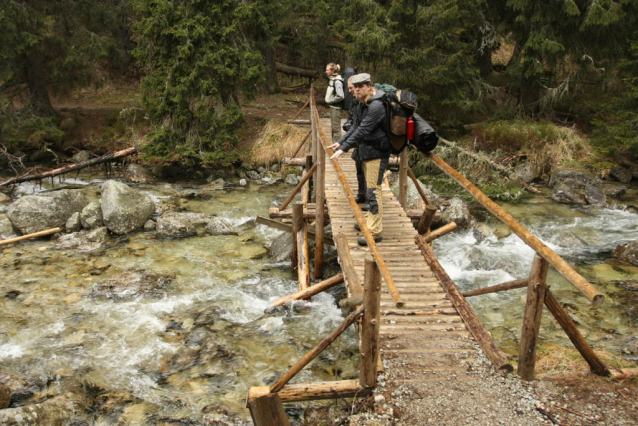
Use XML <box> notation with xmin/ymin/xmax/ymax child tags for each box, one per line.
<box><xmin>365</xmin><ymin>89</ymin><xmax>385</xmax><ymax>106</ymax></box>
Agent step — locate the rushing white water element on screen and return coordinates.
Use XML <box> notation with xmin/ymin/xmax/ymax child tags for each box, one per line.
<box><xmin>0</xmin><ymin>174</ymin><xmax>355</xmax><ymax>423</ymax></box>
<box><xmin>433</xmin><ymin>199</ymin><xmax>638</xmax><ymax>363</ymax></box>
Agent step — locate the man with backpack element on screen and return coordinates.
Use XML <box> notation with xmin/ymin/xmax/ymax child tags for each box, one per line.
<box><xmin>344</xmin><ymin>74</ymin><xmax>369</xmax><ymax>211</ymax></box>
<box><xmin>328</xmin><ymin>73</ymin><xmax>390</xmax><ymax>246</ymax></box>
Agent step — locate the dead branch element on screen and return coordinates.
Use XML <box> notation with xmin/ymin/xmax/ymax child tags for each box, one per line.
<box><xmin>0</xmin><ymin>147</ymin><xmax>138</xmax><ymax>188</ymax></box>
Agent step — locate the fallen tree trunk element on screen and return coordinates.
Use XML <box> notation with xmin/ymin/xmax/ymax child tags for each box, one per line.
<box><xmin>0</xmin><ymin>147</ymin><xmax>138</xmax><ymax>187</ymax></box>
<box><xmin>275</xmin><ymin>62</ymin><xmax>320</xmax><ymax>79</ymax></box>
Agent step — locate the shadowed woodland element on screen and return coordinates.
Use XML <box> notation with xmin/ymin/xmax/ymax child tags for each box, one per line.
<box><xmin>2</xmin><ymin>0</ymin><xmax>638</xmax><ymax>172</ymax></box>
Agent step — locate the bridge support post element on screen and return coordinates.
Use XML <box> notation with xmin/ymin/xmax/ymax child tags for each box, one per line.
<box><xmin>292</xmin><ymin>203</ymin><xmax>310</xmax><ymax>291</ymax></box>
<box><xmin>398</xmin><ymin>150</ymin><xmax>409</xmax><ymax>208</ymax></box>
<box><xmin>360</xmin><ymin>257</ymin><xmax>382</xmax><ymax>387</ymax></box>
<box><xmin>247</xmin><ymin>392</ymin><xmax>290</xmax><ymax>426</ymax></box>
<box><xmin>518</xmin><ymin>255</ymin><xmax>549</xmax><ymax>381</ymax></box>
<box><xmin>314</xmin><ymin>119</ymin><xmax>326</xmax><ymax>278</ymax></box>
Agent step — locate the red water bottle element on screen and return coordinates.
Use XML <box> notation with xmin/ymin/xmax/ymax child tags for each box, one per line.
<box><xmin>406</xmin><ymin>116</ymin><xmax>415</xmax><ymax>141</ymax></box>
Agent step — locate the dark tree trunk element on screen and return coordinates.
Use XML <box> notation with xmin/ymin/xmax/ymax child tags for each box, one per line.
<box><xmin>25</xmin><ymin>51</ymin><xmax>57</xmax><ymax>119</ymax></box>
<box><xmin>261</xmin><ymin>43</ymin><xmax>281</xmax><ymax>94</ymax></box>
<box><xmin>476</xmin><ymin>44</ymin><xmax>493</xmax><ymax>79</ymax></box>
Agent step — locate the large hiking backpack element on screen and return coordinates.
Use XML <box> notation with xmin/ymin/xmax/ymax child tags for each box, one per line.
<box><xmin>375</xmin><ymin>84</ymin><xmax>418</xmax><ymax>154</ymax></box>
<box><xmin>412</xmin><ymin>113</ymin><xmax>439</xmax><ymax>154</ymax></box>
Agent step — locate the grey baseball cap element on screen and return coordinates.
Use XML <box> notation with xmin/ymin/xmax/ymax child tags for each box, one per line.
<box><xmin>351</xmin><ymin>73</ymin><xmax>371</xmax><ymax>85</ymax></box>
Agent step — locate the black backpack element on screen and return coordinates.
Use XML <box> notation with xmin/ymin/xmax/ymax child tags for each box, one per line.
<box><xmin>328</xmin><ymin>76</ymin><xmax>346</xmax><ymax>108</ymax></box>
<box><xmin>412</xmin><ymin>113</ymin><xmax>439</xmax><ymax>154</ymax></box>
<box><xmin>375</xmin><ymin>84</ymin><xmax>418</xmax><ymax>154</ymax></box>
<box><xmin>341</xmin><ymin>68</ymin><xmax>356</xmax><ymax>110</ymax></box>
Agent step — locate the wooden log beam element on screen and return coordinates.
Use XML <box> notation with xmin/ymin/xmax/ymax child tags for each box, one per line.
<box><xmin>398</xmin><ymin>150</ymin><xmax>409</xmax><ymax>209</ymax></box>
<box><xmin>0</xmin><ymin>227</ymin><xmax>63</xmax><ymax>246</ymax></box>
<box><xmin>292</xmin><ymin>131</ymin><xmax>312</xmax><ymax>158</ymax></box>
<box><xmin>268</xmin><ymin>206</ymin><xmax>328</xmax><ymax>220</ymax></box>
<box><xmin>248</xmin><ymin>380</ymin><xmax>372</xmax><ymax>403</ymax></box>
<box><xmin>406</xmin><ymin>209</ymin><xmax>441</xmax><ymax>221</ymax></box>
<box><xmin>0</xmin><ymin>147</ymin><xmax>138</xmax><ymax>187</ymax></box>
<box><xmin>544</xmin><ymin>289</ymin><xmax>610</xmax><ymax>376</ymax></box>
<box><xmin>518</xmin><ymin>255</ymin><xmax>549</xmax><ymax>381</ymax></box>
<box><xmin>273</xmin><ymin>273</ymin><xmax>344</xmax><ymax>306</ymax></box>
<box><xmin>462</xmin><ymin>279</ymin><xmax>529</xmax><ymax>297</ymax></box>
<box><xmin>255</xmin><ymin>216</ymin><xmax>334</xmax><ymax>246</ymax></box>
<box><xmin>291</xmin><ymin>100</ymin><xmax>310</xmax><ymax>122</ymax></box>
<box><xmin>314</xmin><ymin>100</ymin><xmax>403</xmax><ymax>308</ymax></box>
<box><xmin>334</xmin><ymin>234</ymin><xmax>363</xmax><ymax>301</ymax></box>
<box><xmin>314</xmin><ymin>130</ymin><xmax>326</xmax><ymax>278</ymax></box>
<box><xmin>288</xmin><ymin>119</ymin><xmax>311</xmax><ymax>126</ymax></box>
<box><xmin>417</xmin><ymin>205</ymin><xmax>438</xmax><ymax>235</ymax></box>
<box><xmin>293</xmin><ymin>203</ymin><xmax>310</xmax><ymax>292</ymax></box>
<box><xmin>420</xmin><ymin>222</ymin><xmax>457</xmax><ymax>243</ymax></box>
<box><xmin>269</xmin><ymin>305</ymin><xmax>364</xmax><ymax>393</ymax></box>
<box><xmin>425</xmin><ymin>152</ymin><xmax>604</xmax><ymax>307</ymax></box>
<box><xmin>407</xmin><ymin>167</ymin><xmax>430</xmax><ymax>205</ymax></box>
<box><xmin>283</xmin><ymin>157</ymin><xmax>307</xmax><ymax>166</ymax></box>
<box><xmin>302</xmin><ymin>155</ymin><xmax>313</xmax><ymax>204</ymax></box>
<box><xmin>417</xmin><ymin>241</ymin><xmax>513</xmax><ymax>373</ymax></box>
<box><xmin>279</xmin><ymin>162</ymin><xmax>318</xmax><ymax>211</ymax></box>
<box><xmin>247</xmin><ymin>392</ymin><xmax>290</xmax><ymax>426</ymax></box>
<box><xmin>360</xmin><ymin>257</ymin><xmax>382</xmax><ymax>388</ymax></box>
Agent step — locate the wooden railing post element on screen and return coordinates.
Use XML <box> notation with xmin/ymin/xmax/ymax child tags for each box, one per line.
<box><xmin>314</xmin><ymin>120</ymin><xmax>326</xmax><ymax>278</ymax></box>
<box><xmin>292</xmin><ymin>203</ymin><xmax>309</xmax><ymax>291</ymax></box>
<box><xmin>417</xmin><ymin>204</ymin><xmax>438</xmax><ymax>235</ymax></box>
<box><xmin>518</xmin><ymin>255</ymin><xmax>549</xmax><ymax>380</ymax></box>
<box><xmin>544</xmin><ymin>289</ymin><xmax>610</xmax><ymax>376</ymax></box>
<box><xmin>247</xmin><ymin>392</ymin><xmax>290</xmax><ymax>426</ymax></box>
<box><xmin>398</xmin><ymin>149</ymin><xmax>409</xmax><ymax>208</ymax></box>
<box><xmin>360</xmin><ymin>257</ymin><xmax>382</xmax><ymax>388</ymax></box>
<box><xmin>303</xmin><ymin>155</ymin><xmax>313</xmax><ymax>204</ymax></box>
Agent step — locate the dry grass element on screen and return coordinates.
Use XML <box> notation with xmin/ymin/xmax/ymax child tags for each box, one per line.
<box><xmin>245</xmin><ymin>120</ymin><xmax>309</xmax><ymax>167</ymax></box>
<box><xmin>536</xmin><ymin>343</ymin><xmax>637</xmax><ymax>375</ymax></box>
<box><xmin>492</xmin><ymin>42</ymin><xmax>515</xmax><ymax>67</ymax></box>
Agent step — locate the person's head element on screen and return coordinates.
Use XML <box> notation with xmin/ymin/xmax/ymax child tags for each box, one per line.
<box><xmin>350</xmin><ymin>73</ymin><xmax>373</xmax><ymax>102</ymax></box>
<box><xmin>325</xmin><ymin>63</ymin><xmax>340</xmax><ymax>76</ymax></box>
<box><xmin>347</xmin><ymin>75</ymin><xmax>356</xmax><ymax>95</ymax></box>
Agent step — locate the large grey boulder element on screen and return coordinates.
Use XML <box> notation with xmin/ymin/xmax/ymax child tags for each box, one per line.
<box><xmin>7</xmin><ymin>189</ymin><xmax>89</xmax><ymax>234</ymax></box>
<box><xmin>549</xmin><ymin>168</ymin><xmax>606</xmax><ymax>206</ymax></box>
<box><xmin>100</xmin><ymin>180</ymin><xmax>155</xmax><ymax>234</ymax></box>
<box><xmin>156</xmin><ymin>211</ymin><xmax>236</xmax><ymax>238</ymax></box>
<box><xmin>610</xmin><ymin>165</ymin><xmax>633</xmax><ymax>183</ymax></box>
<box><xmin>440</xmin><ymin>197</ymin><xmax>474</xmax><ymax>229</ymax></box>
<box><xmin>123</xmin><ymin>163</ymin><xmax>154</xmax><ymax>183</ymax></box>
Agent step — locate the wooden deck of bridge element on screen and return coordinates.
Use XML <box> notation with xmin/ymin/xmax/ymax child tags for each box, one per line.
<box><xmin>321</xmin><ymin>118</ymin><xmax>482</xmax><ymax>383</ymax></box>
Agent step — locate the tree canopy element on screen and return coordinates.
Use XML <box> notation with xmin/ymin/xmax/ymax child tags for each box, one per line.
<box><xmin>2</xmin><ymin>0</ymin><xmax>638</xmax><ymax>164</ymax></box>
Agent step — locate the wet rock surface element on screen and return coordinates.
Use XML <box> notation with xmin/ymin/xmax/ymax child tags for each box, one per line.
<box><xmin>7</xmin><ymin>189</ymin><xmax>89</xmax><ymax>234</ymax></box>
<box><xmin>90</xmin><ymin>270</ymin><xmax>174</xmax><ymax>300</ymax></box>
<box><xmin>100</xmin><ymin>180</ymin><xmax>155</xmax><ymax>234</ymax></box>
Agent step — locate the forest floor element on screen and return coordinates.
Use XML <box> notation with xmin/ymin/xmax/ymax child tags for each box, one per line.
<box><xmin>53</xmin><ymin>86</ymin><xmax>638</xmax><ymax>425</ymax></box>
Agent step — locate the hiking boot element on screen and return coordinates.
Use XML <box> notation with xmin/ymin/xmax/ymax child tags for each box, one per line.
<box><xmin>354</xmin><ymin>222</ymin><xmax>361</xmax><ymax>231</ymax></box>
<box><xmin>358</xmin><ymin>235</ymin><xmax>382</xmax><ymax>246</ymax></box>
<box><xmin>354</xmin><ymin>194</ymin><xmax>366</xmax><ymax>204</ymax></box>
<box><xmin>361</xmin><ymin>203</ymin><xmax>370</xmax><ymax>212</ymax></box>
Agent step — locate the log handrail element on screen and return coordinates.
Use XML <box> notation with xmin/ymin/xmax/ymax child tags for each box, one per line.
<box><xmin>425</xmin><ymin>152</ymin><xmax>604</xmax><ymax>307</ymax></box>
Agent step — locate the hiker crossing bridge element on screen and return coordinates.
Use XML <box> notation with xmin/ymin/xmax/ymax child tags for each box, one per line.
<box><xmin>247</xmin><ymin>87</ymin><xmax>617</xmax><ymax>425</ymax></box>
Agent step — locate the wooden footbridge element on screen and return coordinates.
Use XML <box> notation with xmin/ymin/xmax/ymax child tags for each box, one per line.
<box><xmin>247</xmin><ymin>88</ymin><xmax>622</xmax><ymax>425</ymax></box>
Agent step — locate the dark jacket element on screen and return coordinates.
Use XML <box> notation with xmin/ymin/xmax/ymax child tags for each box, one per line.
<box><xmin>337</xmin><ymin>90</ymin><xmax>390</xmax><ymax>161</ymax></box>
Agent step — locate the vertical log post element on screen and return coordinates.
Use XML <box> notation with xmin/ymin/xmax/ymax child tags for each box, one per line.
<box><xmin>247</xmin><ymin>392</ymin><xmax>290</xmax><ymax>426</ymax></box>
<box><xmin>314</xmin><ymin>122</ymin><xmax>326</xmax><ymax>279</ymax></box>
<box><xmin>398</xmin><ymin>149</ymin><xmax>409</xmax><ymax>209</ymax></box>
<box><xmin>417</xmin><ymin>204</ymin><xmax>438</xmax><ymax>235</ymax></box>
<box><xmin>293</xmin><ymin>203</ymin><xmax>310</xmax><ymax>291</ymax></box>
<box><xmin>518</xmin><ymin>255</ymin><xmax>549</xmax><ymax>380</ymax></box>
<box><xmin>360</xmin><ymin>257</ymin><xmax>382</xmax><ymax>388</ymax></box>
<box><xmin>302</xmin><ymin>155</ymin><xmax>313</xmax><ymax>204</ymax></box>
<box><xmin>544</xmin><ymin>290</ymin><xmax>610</xmax><ymax>376</ymax></box>
<box><xmin>291</xmin><ymin>204</ymin><xmax>300</xmax><ymax>272</ymax></box>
